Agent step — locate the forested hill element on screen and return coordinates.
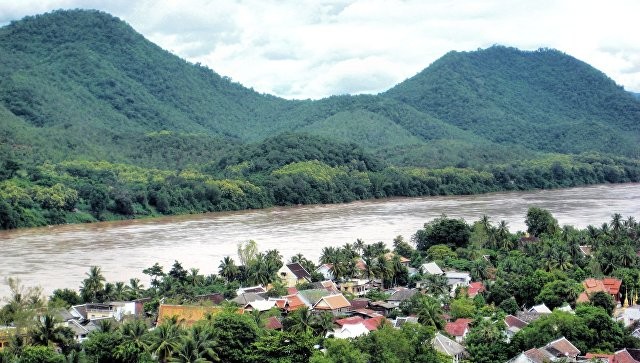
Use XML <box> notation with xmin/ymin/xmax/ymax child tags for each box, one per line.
<box><xmin>1</xmin><ymin>9</ymin><xmax>640</xmax><ymax>229</ymax></box>
<box><xmin>384</xmin><ymin>46</ymin><xmax>640</xmax><ymax>157</ymax></box>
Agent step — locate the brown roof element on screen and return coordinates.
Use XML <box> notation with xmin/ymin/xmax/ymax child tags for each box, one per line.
<box><xmin>352</xmin><ymin>308</ymin><xmax>382</xmax><ymax>318</ymax></box>
<box><xmin>384</xmin><ymin>252</ymin><xmax>410</xmax><ymax>264</ymax></box>
<box><xmin>350</xmin><ymin>298</ymin><xmax>370</xmax><ymax>310</ymax></box>
<box><xmin>544</xmin><ymin>337</ymin><xmax>580</xmax><ymax>358</ymax></box>
<box><xmin>505</xmin><ymin>315</ymin><xmax>528</xmax><ymax>329</ymax></box>
<box><xmin>286</xmin><ymin>263</ymin><xmax>311</xmax><ymax>280</ymax></box>
<box><xmin>314</xmin><ymin>294</ymin><xmax>351</xmax><ymax>310</ymax></box>
<box><xmin>444</xmin><ymin>318</ymin><xmax>472</xmax><ymax>337</ymax></box>
<box><xmin>264</xmin><ymin>316</ymin><xmax>283</xmax><ymax>330</ymax></box>
<box><xmin>615</xmin><ymin>349</ymin><xmax>640</xmax><ymax>363</ymax></box>
<box><xmin>524</xmin><ymin>348</ymin><xmax>550</xmax><ymax>363</ymax></box>
<box><xmin>585</xmin><ymin>353</ymin><xmax>615</xmax><ymax>362</ymax></box>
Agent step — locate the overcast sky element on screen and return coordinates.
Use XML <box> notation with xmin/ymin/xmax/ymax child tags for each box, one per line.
<box><xmin>1</xmin><ymin>0</ymin><xmax>639</xmax><ymax>99</ymax></box>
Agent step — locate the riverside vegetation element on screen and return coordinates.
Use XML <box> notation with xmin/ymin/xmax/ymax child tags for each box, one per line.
<box><xmin>1</xmin><ymin>209</ymin><xmax>640</xmax><ymax>362</ymax></box>
<box><xmin>2</xmin><ymin>10</ymin><xmax>640</xmax><ymax>229</ymax></box>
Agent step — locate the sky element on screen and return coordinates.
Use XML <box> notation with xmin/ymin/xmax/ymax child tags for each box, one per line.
<box><xmin>1</xmin><ymin>0</ymin><xmax>639</xmax><ymax>100</ymax></box>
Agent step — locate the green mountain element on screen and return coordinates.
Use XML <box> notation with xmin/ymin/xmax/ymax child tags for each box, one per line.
<box><xmin>1</xmin><ymin>9</ymin><xmax>639</xmax><ymax>229</ymax></box>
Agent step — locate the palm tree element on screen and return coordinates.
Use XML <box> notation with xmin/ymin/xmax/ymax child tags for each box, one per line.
<box><xmin>186</xmin><ymin>268</ymin><xmax>204</xmax><ymax>287</ymax></box>
<box><xmin>354</xmin><ymin>238</ymin><xmax>365</xmax><ymax>256</ymax></box>
<box><xmin>320</xmin><ymin>247</ymin><xmax>338</xmax><ymax>265</ymax></box>
<box><xmin>421</xmin><ymin>274</ymin><xmax>450</xmax><ymax>297</ymax></box>
<box><xmin>218</xmin><ymin>256</ymin><xmax>239</xmax><ymax>283</ymax></box>
<box><xmin>416</xmin><ymin>295</ymin><xmax>444</xmax><ymax>329</ymax></box>
<box><xmin>127</xmin><ymin>278</ymin><xmax>145</xmax><ymax>299</ymax></box>
<box><xmin>169</xmin><ymin>325</ymin><xmax>217</xmax><ymax>363</ymax></box>
<box><xmin>80</xmin><ymin>266</ymin><xmax>105</xmax><ymax>302</ymax></box>
<box><xmin>375</xmin><ymin>255</ymin><xmax>393</xmax><ymax>288</ymax></box>
<box><xmin>120</xmin><ymin>319</ymin><xmax>149</xmax><ymax>352</ymax></box>
<box><xmin>114</xmin><ymin>281</ymin><xmax>127</xmax><ymax>301</ymax></box>
<box><xmin>30</xmin><ymin>314</ymin><xmax>69</xmax><ymax>348</ymax></box>
<box><xmin>309</xmin><ymin>312</ymin><xmax>334</xmax><ymax>336</ymax></box>
<box><xmin>469</xmin><ymin>259</ymin><xmax>489</xmax><ymax>281</ymax></box>
<box><xmin>149</xmin><ymin>322</ymin><xmax>183</xmax><ymax>363</ymax></box>
<box><xmin>284</xmin><ymin>307</ymin><xmax>313</xmax><ymax>334</ymax></box>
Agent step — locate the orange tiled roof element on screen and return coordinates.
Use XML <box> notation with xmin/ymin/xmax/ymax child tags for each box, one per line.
<box><xmin>314</xmin><ymin>294</ymin><xmax>351</xmax><ymax>310</ymax></box>
<box><xmin>467</xmin><ymin>282</ymin><xmax>486</xmax><ymax>297</ymax></box>
<box><xmin>284</xmin><ymin>294</ymin><xmax>306</xmax><ymax>311</ymax></box>
<box><xmin>362</xmin><ymin>316</ymin><xmax>386</xmax><ymax>331</ymax></box>
<box><xmin>578</xmin><ymin>278</ymin><xmax>622</xmax><ymax>303</ymax></box>
<box><xmin>336</xmin><ymin>316</ymin><xmax>365</xmax><ymax>326</ymax></box>
<box><xmin>444</xmin><ymin>318</ymin><xmax>472</xmax><ymax>337</ymax></box>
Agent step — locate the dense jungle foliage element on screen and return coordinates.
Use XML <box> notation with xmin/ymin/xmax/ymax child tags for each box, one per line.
<box><xmin>1</xmin><ymin>9</ymin><xmax>640</xmax><ymax>229</ymax></box>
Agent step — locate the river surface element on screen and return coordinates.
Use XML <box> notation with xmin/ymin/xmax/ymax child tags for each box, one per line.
<box><xmin>1</xmin><ymin>183</ymin><xmax>639</xmax><ymax>299</ymax></box>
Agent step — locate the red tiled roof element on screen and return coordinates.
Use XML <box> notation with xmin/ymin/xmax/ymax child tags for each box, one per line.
<box><xmin>579</xmin><ymin>278</ymin><xmax>622</xmax><ymax>303</ymax></box>
<box><xmin>350</xmin><ymin>298</ymin><xmax>370</xmax><ymax>310</ymax></box>
<box><xmin>467</xmin><ymin>282</ymin><xmax>485</xmax><ymax>297</ymax></box>
<box><xmin>362</xmin><ymin>316</ymin><xmax>386</xmax><ymax>331</ymax></box>
<box><xmin>444</xmin><ymin>318</ymin><xmax>472</xmax><ymax>337</ymax></box>
<box><xmin>585</xmin><ymin>353</ymin><xmax>614</xmax><ymax>362</ymax></box>
<box><xmin>524</xmin><ymin>348</ymin><xmax>549</xmax><ymax>362</ymax></box>
<box><xmin>271</xmin><ymin>299</ymin><xmax>287</xmax><ymax>309</ymax></box>
<box><xmin>287</xmin><ymin>287</ymin><xmax>299</xmax><ymax>295</ymax></box>
<box><xmin>504</xmin><ymin>315</ymin><xmax>528</xmax><ymax>329</ymax></box>
<box><xmin>336</xmin><ymin>316</ymin><xmax>365</xmax><ymax>326</ymax></box>
<box><xmin>264</xmin><ymin>316</ymin><xmax>283</xmax><ymax>330</ymax></box>
<box><xmin>284</xmin><ymin>294</ymin><xmax>306</xmax><ymax>311</ymax></box>
<box><xmin>615</xmin><ymin>349</ymin><xmax>640</xmax><ymax>363</ymax></box>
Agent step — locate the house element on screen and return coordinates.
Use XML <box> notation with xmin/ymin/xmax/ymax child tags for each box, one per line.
<box><xmin>508</xmin><ymin>337</ymin><xmax>580</xmax><ymax>363</ymax></box>
<box><xmin>264</xmin><ymin>316</ymin><xmax>283</xmax><ymax>331</ymax></box>
<box><xmin>232</xmin><ymin>292</ymin><xmax>265</xmax><ymax>306</ymax></box>
<box><xmin>340</xmin><ymin>279</ymin><xmax>373</xmax><ymax>297</ymax></box>
<box><xmin>392</xmin><ymin>316</ymin><xmax>419</xmax><ymax>328</ymax></box>
<box><xmin>386</xmin><ymin>288</ymin><xmax>418</xmax><ymax>307</ymax></box>
<box><xmin>506</xmin><ymin>352</ymin><xmax>537</xmax><ymax>363</ymax></box>
<box><xmin>384</xmin><ymin>252</ymin><xmax>411</xmax><ymax>267</ymax></box>
<box><xmin>619</xmin><ymin>306</ymin><xmax>640</xmax><ymax>327</ymax></box>
<box><xmin>504</xmin><ymin>315</ymin><xmax>528</xmax><ymax>342</ymax></box>
<box><xmin>350</xmin><ymin>298</ymin><xmax>371</xmax><ymax>310</ymax></box>
<box><xmin>466</xmin><ymin>282</ymin><xmax>486</xmax><ymax>298</ymax></box>
<box><xmin>445</xmin><ymin>271</ymin><xmax>472</xmax><ymax>296</ymax></box>
<box><xmin>579</xmin><ymin>245</ymin><xmax>593</xmax><ymax>257</ymax></box>
<box><xmin>421</xmin><ymin>262</ymin><xmax>444</xmax><ymax>275</ymax></box>
<box><xmin>432</xmin><ymin>332</ymin><xmax>466</xmax><ymax>363</ymax></box>
<box><xmin>243</xmin><ymin>300</ymin><xmax>277</xmax><ymax>312</ymax></box>
<box><xmin>237</xmin><ymin>285</ymin><xmax>267</xmax><ymax>295</ymax></box>
<box><xmin>542</xmin><ymin>336</ymin><xmax>580</xmax><ymax>360</ymax></box>
<box><xmin>369</xmin><ymin>301</ymin><xmax>396</xmax><ymax>316</ymax></box>
<box><xmin>614</xmin><ymin>348</ymin><xmax>640</xmax><ymax>363</ymax></box>
<box><xmin>297</xmin><ymin>288</ymin><xmax>332</xmax><ymax>307</ymax></box>
<box><xmin>585</xmin><ymin>353</ymin><xmax>615</xmax><ymax>362</ymax></box>
<box><xmin>351</xmin><ymin>308</ymin><xmax>382</xmax><ymax>319</ymax></box>
<box><xmin>328</xmin><ymin>323</ymin><xmax>370</xmax><ymax>339</ymax></box>
<box><xmin>69</xmin><ymin>302</ymin><xmax>140</xmax><ymax>322</ymax></box>
<box><xmin>577</xmin><ymin>278</ymin><xmax>622</xmax><ymax>305</ymax></box>
<box><xmin>527</xmin><ymin>303</ymin><xmax>552</xmax><ymax>314</ymax></box>
<box><xmin>65</xmin><ymin>319</ymin><xmax>101</xmax><ymax>342</ymax></box>
<box><xmin>444</xmin><ymin>318</ymin><xmax>472</xmax><ymax>342</ymax></box>
<box><xmin>282</xmin><ymin>294</ymin><xmax>306</xmax><ymax>312</ymax></box>
<box><xmin>278</xmin><ymin>263</ymin><xmax>311</xmax><ymax>288</ymax></box>
<box><xmin>157</xmin><ymin>304</ymin><xmax>225</xmax><ymax>326</ymax></box>
<box><xmin>315</xmin><ymin>264</ymin><xmax>335</xmax><ymax>280</ymax></box>
<box><xmin>313</xmin><ymin>294</ymin><xmax>352</xmax><ymax>315</ymax></box>
<box><xmin>556</xmin><ymin>303</ymin><xmax>573</xmax><ymax>313</ymax></box>
<box><xmin>515</xmin><ymin>311</ymin><xmax>545</xmax><ymax>323</ymax></box>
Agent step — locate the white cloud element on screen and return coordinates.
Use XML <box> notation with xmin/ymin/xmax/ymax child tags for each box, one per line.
<box><xmin>1</xmin><ymin>0</ymin><xmax>639</xmax><ymax>98</ymax></box>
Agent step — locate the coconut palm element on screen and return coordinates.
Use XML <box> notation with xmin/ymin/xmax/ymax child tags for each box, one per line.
<box><xmin>309</xmin><ymin>312</ymin><xmax>334</xmax><ymax>336</ymax></box>
<box><xmin>30</xmin><ymin>314</ymin><xmax>69</xmax><ymax>348</ymax></box>
<box><xmin>149</xmin><ymin>322</ymin><xmax>183</xmax><ymax>363</ymax></box>
<box><xmin>80</xmin><ymin>266</ymin><xmax>105</xmax><ymax>302</ymax></box>
<box><xmin>218</xmin><ymin>256</ymin><xmax>239</xmax><ymax>283</ymax></box>
<box><xmin>416</xmin><ymin>295</ymin><xmax>444</xmax><ymax>329</ymax></box>
<box><xmin>127</xmin><ymin>278</ymin><xmax>145</xmax><ymax>299</ymax></box>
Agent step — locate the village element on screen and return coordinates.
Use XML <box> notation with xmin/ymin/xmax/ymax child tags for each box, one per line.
<box><xmin>2</xmin><ymin>211</ymin><xmax>640</xmax><ymax>362</ymax></box>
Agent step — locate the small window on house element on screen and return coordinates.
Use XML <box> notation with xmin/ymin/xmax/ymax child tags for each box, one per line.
<box><xmin>280</xmin><ymin>272</ymin><xmax>286</xmax><ymax>277</ymax></box>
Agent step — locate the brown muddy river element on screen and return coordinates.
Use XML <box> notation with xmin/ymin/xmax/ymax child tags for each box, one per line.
<box><xmin>1</xmin><ymin>183</ymin><xmax>639</xmax><ymax>299</ymax></box>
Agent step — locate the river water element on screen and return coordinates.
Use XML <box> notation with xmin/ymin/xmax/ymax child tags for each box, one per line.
<box><xmin>1</xmin><ymin>183</ymin><xmax>639</xmax><ymax>299</ymax></box>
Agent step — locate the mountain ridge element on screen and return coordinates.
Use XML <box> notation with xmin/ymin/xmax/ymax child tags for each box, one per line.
<box><xmin>1</xmin><ymin>9</ymin><xmax>640</xmax><ymax>229</ymax></box>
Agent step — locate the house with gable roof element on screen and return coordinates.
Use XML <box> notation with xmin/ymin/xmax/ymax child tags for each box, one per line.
<box><xmin>313</xmin><ymin>294</ymin><xmax>351</xmax><ymax>315</ymax></box>
<box><xmin>444</xmin><ymin>318</ymin><xmax>472</xmax><ymax>342</ymax></box>
<box><xmin>577</xmin><ymin>278</ymin><xmax>622</xmax><ymax>305</ymax></box>
<box><xmin>278</xmin><ymin>263</ymin><xmax>312</xmax><ymax>288</ymax></box>
<box><xmin>432</xmin><ymin>332</ymin><xmax>467</xmax><ymax>363</ymax></box>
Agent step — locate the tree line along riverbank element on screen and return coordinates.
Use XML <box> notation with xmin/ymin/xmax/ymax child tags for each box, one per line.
<box><xmin>1</xmin><ymin>209</ymin><xmax>640</xmax><ymax>362</ymax></box>
<box><xmin>2</xmin><ymin>143</ymin><xmax>639</xmax><ymax>231</ymax></box>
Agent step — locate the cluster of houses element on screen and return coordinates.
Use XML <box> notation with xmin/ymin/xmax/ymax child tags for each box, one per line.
<box><xmin>3</xmin><ymin>256</ymin><xmax>640</xmax><ymax>363</ymax></box>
